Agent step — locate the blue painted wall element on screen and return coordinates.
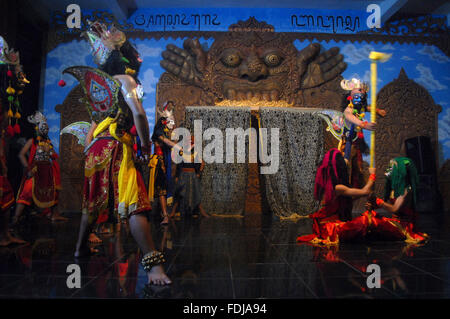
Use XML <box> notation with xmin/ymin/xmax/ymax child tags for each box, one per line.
<box><xmin>42</xmin><ymin>8</ymin><xmax>450</xmax><ymax>167</ymax></box>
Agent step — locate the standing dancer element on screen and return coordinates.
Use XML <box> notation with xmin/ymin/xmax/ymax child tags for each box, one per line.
<box><xmin>70</xmin><ymin>21</ymin><xmax>170</xmax><ymax>285</ymax></box>
<box><xmin>170</xmin><ymin>136</ymin><xmax>208</xmax><ymax>219</ymax></box>
<box><xmin>148</xmin><ymin>104</ymin><xmax>180</xmax><ymax>225</ymax></box>
<box><xmin>12</xmin><ymin>112</ymin><xmax>67</xmax><ymax>224</ymax></box>
<box><xmin>340</xmin><ymin>78</ymin><xmax>385</xmax><ymax>187</ymax></box>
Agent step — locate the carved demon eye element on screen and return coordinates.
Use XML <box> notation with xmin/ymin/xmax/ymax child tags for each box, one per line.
<box><xmin>221</xmin><ymin>49</ymin><xmax>241</xmax><ymax>67</ymax></box>
<box><xmin>263</xmin><ymin>52</ymin><xmax>283</xmax><ymax>67</ymax></box>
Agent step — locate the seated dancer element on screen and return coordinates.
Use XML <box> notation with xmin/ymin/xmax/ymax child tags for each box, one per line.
<box><xmin>70</xmin><ymin>20</ymin><xmax>170</xmax><ymax>285</ymax></box>
<box><xmin>148</xmin><ymin>103</ymin><xmax>182</xmax><ymax>225</ymax></box>
<box><xmin>297</xmin><ymin>148</ymin><xmax>376</xmax><ymax>245</ymax></box>
<box><xmin>340</xmin><ymin>78</ymin><xmax>386</xmax><ymax>187</ymax></box>
<box><xmin>170</xmin><ymin>136</ymin><xmax>208</xmax><ymax>219</ymax></box>
<box><xmin>12</xmin><ymin>112</ymin><xmax>67</xmax><ymax>224</ymax></box>
<box><xmin>363</xmin><ymin>157</ymin><xmax>428</xmax><ymax>243</ymax></box>
<box><xmin>298</xmin><ymin>153</ymin><xmax>428</xmax><ymax>245</ymax></box>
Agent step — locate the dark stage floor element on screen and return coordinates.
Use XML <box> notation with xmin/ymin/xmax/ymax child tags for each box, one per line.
<box><xmin>1</xmin><ymin>209</ymin><xmax>450</xmax><ymax>299</ymax></box>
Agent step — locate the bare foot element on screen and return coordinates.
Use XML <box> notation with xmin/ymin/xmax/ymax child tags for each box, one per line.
<box><xmin>88</xmin><ymin>233</ymin><xmax>102</xmax><ymax>244</ymax></box>
<box><xmin>8</xmin><ymin>233</ymin><xmax>26</xmax><ymax>244</ymax></box>
<box><xmin>147</xmin><ymin>265</ymin><xmax>172</xmax><ymax>286</ymax></box>
<box><xmin>51</xmin><ymin>214</ymin><xmax>68</xmax><ymax>222</ymax></box>
<box><xmin>0</xmin><ymin>238</ymin><xmax>11</xmax><ymax>246</ymax></box>
<box><xmin>161</xmin><ymin>215</ymin><xmax>169</xmax><ymax>225</ymax></box>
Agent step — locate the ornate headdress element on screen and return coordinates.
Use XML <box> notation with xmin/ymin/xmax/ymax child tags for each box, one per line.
<box><xmin>340</xmin><ymin>78</ymin><xmax>369</xmax><ymax>93</ymax></box>
<box><xmin>157</xmin><ymin>101</ymin><xmax>175</xmax><ymax>129</ymax></box>
<box><xmin>27</xmin><ymin>111</ymin><xmax>47</xmax><ymax>127</ymax></box>
<box><xmin>81</xmin><ymin>20</ymin><xmax>126</xmax><ymax>66</ymax></box>
<box><xmin>0</xmin><ymin>36</ymin><xmax>20</xmax><ymax>66</ymax></box>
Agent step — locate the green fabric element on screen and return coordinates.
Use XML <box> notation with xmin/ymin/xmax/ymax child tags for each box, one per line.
<box><xmin>384</xmin><ymin>157</ymin><xmax>419</xmax><ymax>206</ymax></box>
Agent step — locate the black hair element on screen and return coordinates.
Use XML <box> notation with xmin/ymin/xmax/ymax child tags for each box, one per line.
<box><xmin>100</xmin><ymin>40</ymin><xmax>142</xmax><ymax>83</ymax></box>
<box><xmin>151</xmin><ymin>116</ymin><xmax>167</xmax><ymax>143</ymax></box>
<box><xmin>330</xmin><ymin>151</ymin><xmax>350</xmax><ymax>188</ymax></box>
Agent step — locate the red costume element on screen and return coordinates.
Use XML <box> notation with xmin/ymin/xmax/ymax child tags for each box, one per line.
<box><xmin>17</xmin><ymin>136</ymin><xmax>61</xmax><ymax>209</ymax></box>
<box><xmin>297</xmin><ymin>152</ymin><xmax>428</xmax><ymax>245</ymax></box>
<box><xmin>0</xmin><ymin>140</ymin><xmax>14</xmax><ymax>211</ymax></box>
<box><xmin>82</xmin><ymin>131</ymin><xmax>121</xmax><ymax>225</ymax></box>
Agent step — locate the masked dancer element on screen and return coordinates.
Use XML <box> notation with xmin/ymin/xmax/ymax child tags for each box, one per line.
<box><xmin>68</xmin><ymin>21</ymin><xmax>171</xmax><ymax>285</ymax></box>
<box><xmin>12</xmin><ymin>112</ymin><xmax>67</xmax><ymax>225</ymax></box>
<box><xmin>340</xmin><ymin>78</ymin><xmax>385</xmax><ymax>187</ymax></box>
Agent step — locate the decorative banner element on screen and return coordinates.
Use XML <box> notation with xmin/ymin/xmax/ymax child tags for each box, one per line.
<box><xmin>52</xmin><ymin>8</ymin><xmax>375</xmax><ymax>34</ymax></box>
<box><xmin>130</xmin><ymin>8</ymin><xmax>370</xmax><ymax>33</ymax></box>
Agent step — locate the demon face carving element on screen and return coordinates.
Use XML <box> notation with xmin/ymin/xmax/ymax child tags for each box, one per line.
<box><xmin>160</xmin><ymin>20</ymin><xmax>347</xmax><ymax>106</ymax></box>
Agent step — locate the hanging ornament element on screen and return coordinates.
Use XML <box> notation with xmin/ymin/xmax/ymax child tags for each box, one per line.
<box><xmin>6</xmin><ymin>125</ymin><xmax>14</xmax><ymax>137</ymax></box>
<box><xmin>6</xmin><ymin>70</ymin><xmax>13</xmax><ymax>77</ymax></box>
<box><xmin>13</xmin><ymin>123</ymin><xmax>20</xmax><ymax>134</ymax></box>
<box><xmin>6</xmin><ymin>86</ymin><xmax>15</xmax><ymax>95</ymax></box>
<box><xmin>58</xmin><ymin>79</ymin><xmax>66</xmax><ymax>87</ymax></box>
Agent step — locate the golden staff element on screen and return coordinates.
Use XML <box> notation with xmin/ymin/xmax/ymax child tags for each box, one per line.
<box><xmin>368</xmin><ymin>51</ymin><xmax>391</xmax><ymax>168</ymax></box>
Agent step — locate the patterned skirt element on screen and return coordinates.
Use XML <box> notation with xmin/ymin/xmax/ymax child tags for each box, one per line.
<box><xmin>82</xmin><ymin>135</ymin><xmax>121</xmax><ymax>225</ymax></box>
<box><xmin>82</xmin><ymin>132</ymin><xmax>151</xmax><ymax>223</ymax></box>
<box><xmin>17</xmin><ymin>160</ymin><xmax>59</xmax><ymax>209</ymax></box>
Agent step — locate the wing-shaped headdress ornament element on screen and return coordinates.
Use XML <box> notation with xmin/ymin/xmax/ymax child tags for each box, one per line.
<box><xmin>0</xmin><ymin>36</ymin><xmax>20</xmax><ymax>65</ymax></box>
<box><xmin>81</xmin><ymin>20</ymin><xmax>126</xmax><ymax>66</ymax></box>
<box><xmin>63</xmin><ymin>66</ymin><xmax>121</xmax><ymax>123</ymax></box>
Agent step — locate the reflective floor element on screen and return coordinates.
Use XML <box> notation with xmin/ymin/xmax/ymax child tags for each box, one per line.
<box><xmin>1</xmin><ymin>209</ymin><xmax>450</xmax><ymax>299</ymax></box>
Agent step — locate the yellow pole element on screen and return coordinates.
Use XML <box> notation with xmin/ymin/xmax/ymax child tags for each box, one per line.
<box><xmin>370</xmin><ymin>60</ymin><xmax>377</xmax><ymax>168</ymax></box>
<box><xmin>368</xmin><ymin>51</ymin><xmax>392</xmax><ymax>169</ymax></box>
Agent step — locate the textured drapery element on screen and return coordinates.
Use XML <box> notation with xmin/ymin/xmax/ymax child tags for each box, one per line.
<box><xmin>185</xmin><ymin>106</ymin><xmax>251</xmax><ymax>215</ymax></box>
<box><xmin>259</xmin><ymin>107</ymin><xmax>325</xmax><ymax>218</ymax></box>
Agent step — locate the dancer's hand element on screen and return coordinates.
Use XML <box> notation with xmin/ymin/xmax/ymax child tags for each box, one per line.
<box><xmin>368</xmin><ymin>167</ymin><xmax>376</xmax><ymax>175</ymax></box>
<box><xmin>362</xmin><ymin>121</ymin><xmax>376</xmax><ymax>131</ymax></box>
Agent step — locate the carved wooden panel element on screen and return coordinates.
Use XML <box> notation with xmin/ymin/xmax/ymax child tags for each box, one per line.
<box><xmin>438</xmin><ymin>159</ymin><xmax>450</xmax><ymax>212</ymax></box>
<box><xmin>55</xmin><ymin>85</ymin><xmax>90</xmax><ymax>213</ymax></box>
<box><xmin>374</xmin><ymin>68</ymin><xmax>441</xmax><ymax>196</ymax></box>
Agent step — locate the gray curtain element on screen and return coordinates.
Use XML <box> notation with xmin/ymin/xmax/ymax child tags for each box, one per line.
<box><xmin>259</xmin><ymin>107</ymin><xmax>325</xmax><ymax>218</ymax></box>
<box><xmin>185</xmin><ymin>106</ymin><xmax>251</xmax><ymax>215</ymax></box>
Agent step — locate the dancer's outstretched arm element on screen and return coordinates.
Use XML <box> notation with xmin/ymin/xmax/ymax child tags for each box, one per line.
<box><xmin>335</xmin><ymin>167</ymin><xmax>376</xmax><ymax>198</ymax></box>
